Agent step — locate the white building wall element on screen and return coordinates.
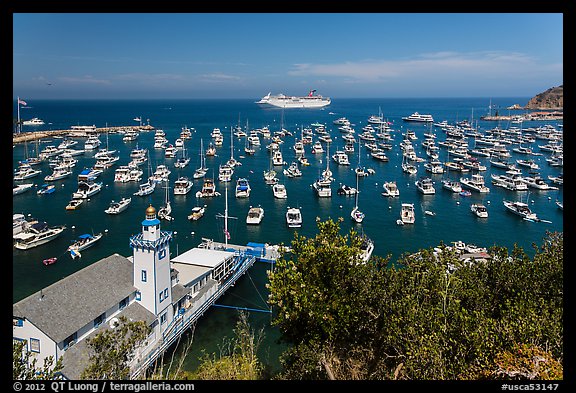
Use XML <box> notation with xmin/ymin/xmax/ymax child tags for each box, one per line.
<box><xmin>13</xmin><ymin>320</ymin><xmax>58</xmax><ymax>369</ymax></box>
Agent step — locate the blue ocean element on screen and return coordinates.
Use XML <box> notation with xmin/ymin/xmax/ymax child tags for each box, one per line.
<box><xmin>12</xmin><ymin>97</ymin><xmax>563</xmax><ymax>373</ymax></box>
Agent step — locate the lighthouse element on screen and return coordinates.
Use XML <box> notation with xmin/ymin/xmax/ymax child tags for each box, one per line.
<box><xmin>130</xmin><ymin>205</ymin><xmax>173</xmax><ymax>324</ymax></box>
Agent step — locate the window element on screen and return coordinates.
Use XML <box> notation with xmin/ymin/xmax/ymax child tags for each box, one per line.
<box><xmin>160</xmin><ymin>312</ymin><xmax>166</xmax><ymax>324</ymax></box>
<box><xmin>13</xmin><ymin>318</ymin><xmax>23</xmax><ymax>327</ymax></box>
<box><xmin>164</xmin><ymin>288</ymin><xmax>168</xmax><ymax>299</ymax></box>
<box><xmin>94</xmin><ymin>313</ymin><xmax>105</xmax><ymax>328</ymax></box>
<box><xmin>141</xmin><ymin>270</ymin><xmax>147</xmax><ymax>282</ymax></box>
<box><xmin>159</xmin><ymin>291</ymin><xmax>164</xmax><ymax>303</ymax></box>
<box><xmin>63</xmin><ymin>333</ymin><xmax>77</xmax><ymax>350</ymax></box>
<box><xmin>29</xmin><ymin>338</ymin><xmax>40</xmax><ymax>353</ymax></box>
<box><xmin>136</xmin><ymin>291</ymin><xmax>141</xmax><ymax>301</ymax></box>
<box><xmin>119</xmin><ymin>296</ymin><xmax>129</xmax><ymax>310</ymax></box>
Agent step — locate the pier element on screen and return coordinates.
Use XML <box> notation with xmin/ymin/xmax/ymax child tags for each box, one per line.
<box><xmin>12</xmin><ymin>124</ymin><xmax>155</xmax><ymax>144</ymax></box>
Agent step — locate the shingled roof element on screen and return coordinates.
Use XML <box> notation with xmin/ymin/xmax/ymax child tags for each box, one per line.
<box><xmin>13</xmin><ymin>253</ymin><xmax>137</xmax><ymax>343</ymax></box>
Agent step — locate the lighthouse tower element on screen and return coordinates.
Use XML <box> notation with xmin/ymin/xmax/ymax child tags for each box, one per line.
<box><xmin>130</xmin><ymin>205</ymin><xmax>173</xmax><ymax>324</ymax></box>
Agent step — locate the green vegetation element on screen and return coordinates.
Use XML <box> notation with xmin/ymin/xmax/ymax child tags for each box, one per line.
<box><xmin>13</xmin><ymin>339</ymin><xmax>63</xmax><ymax>380</ymax></box>
<box><xmin>267</xmin><ymin>218</ymin><xmax>563</xmax><ymax>380</ymax></box>
<box><xmin>80</xmin><ymin>316</ymin><xmax>150</xmax><ymax>380</ymax></box>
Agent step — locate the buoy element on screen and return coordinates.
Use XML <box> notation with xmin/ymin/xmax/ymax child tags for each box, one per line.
<box><xmin>487</xmin><ymin>201</ymin><xmax>491</xmax><ymax>204</ymax></box>
<box><xmin>104</xmin><ymin>229</ymin><xmax>108</xmax><ymax>233</ymax></box>
<box><xmin>173</xmin><ymin>231</ymin><xmax>177</xmax><ymax>235</ymax></box>
<box><xmin>339</xmin><ymin>205</ymin><xmax>343</xmax><ymax>209</ymax></box>
<box><xmin>191</xmin><ymin>231</ymin><xmax>195</xmax><ymax>235</ymax></box>
<box><xmin>389</xmin><ymin>206</ymin><xmax>392</xmax><ymax>209</ymax></box>
<box><xmin>71</xmin><ymin>225</ymin><xmax>76</xmax><ymax>229</ymax></box>
<box><xmin>456</xmin><ymin>201</ymin><xmax>460</xmax><ymax>205</ymax></box>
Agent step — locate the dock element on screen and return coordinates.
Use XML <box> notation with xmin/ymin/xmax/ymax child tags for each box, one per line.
<box><xmin>12</xmin><ymin>125</ymin><xmax>155</xmax><ymax>144</ymax></box>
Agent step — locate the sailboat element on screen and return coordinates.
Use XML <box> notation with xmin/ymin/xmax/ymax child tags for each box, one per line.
<box><xmin>193</xmin><ymin>139</ymin><xmax>208</xmax><ymax>179</ymax></box>
<box><xmin>174</xmin><ymin>141</ymin><xmax>190</xmax><ymax>168</ymax></box>
<box><xmin>355</xmin><ymin>139</ymin><xmax>368</xmax><ymax>177</ymax></box>
<box><xmin>244</xmin><ymin>120</ymin><xmax>255</xmax><ymax>155</ymax></box>
<box><xmin>350</xmin><ymin>172</ymin><xmax>365</xmax><ymax>223</ymax></box>
<box><xmin>158</xmin><ymin>179</ymin><xmax>174</xmax><ymax>221</ymax></box>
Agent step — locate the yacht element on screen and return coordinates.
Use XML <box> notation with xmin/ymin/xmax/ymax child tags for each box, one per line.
<box><xmin>218</xmin><ymin>163</ymin><xmax>234</xmax><ymax>182</ymax></box>
<box><xmin>312</xmin><ymin>141</ymin><xmax>324</xmax><ymax>154</ymax></box>
<box><xmin>382</xmin><ymin>181</ymin><xmax>400</xmax><ymax>197</ymax></box>
<box><xmin>470</xmin><ymin>204</ymin><xmax>488</xmax><ymax>218</ymax></box>
<box><xmin>272</xmin><ymin>150</ymin><xmax>284</xmax><ymax>166</ymax></box>
<box><xmin>491</xmin><ymin>171</ymin><xmax>528</xmax><ymax>191</ymax></box>
<box><xmin>37</xmin><ymin>184</ymin><xmax>56</xmax><ymax>195</ymax></box>
<box><xmin>424</xmin><ymin>160</ymin><xmax>444</xmax><ymax>174</ymax></box>
<box><xmin>460</xmin><ymin>174</ymin><xmax>490</xmax><ymax>193</ymax></box>
<box><xmin>273</xmin><ymin>183</ymin><xmax>288</xmax><ymax>199</ymax></box>
<box><xmin>402</xmin><ymin>112</ymin><xmax>434</xmax><ymax>122</ymax></box>
<box><xmin>246</xmin><ymin>206</ymin><xmax>265</xmax><ymax>225</ymax></box>
<box><xmin>67</xmin><ymin>232</ymin><xmax>103</xmax><ymax>259</ymax></box>
<box><xmin>337</xmin><ymin>184</ymin><xmax>357</xmax><ymax>196</ymax></box>
<box><xmin>104</xmin><ymin>197</ymin><xmax>132</xmax><ymax>215</ymax></box>
<box><xmin>14</xmin><ymin>165</ymin><xmax>42</xmax><ymax>181</ymax></box>
<box><xmin>415</xmin><ymin>177</ymin><xmax>436</xmax><ymax>194</ymax></box>
<box><xmin>521</xmin><ymin>175</ymin><xmax>559</xmax><ymax>191</ymax></box>
<box><xmin>22</xmin><ymin>117</ymin><xmax>45</xmax><ymax>126</ymax></box>
<box><xmin>441</xmin><ymin>179</ymin><xmax>462</xmax><ymax>193</ymax></box>
<box><xmin>65</xmin><ymin>199</ymin><xmax>84</xmax><ymax>210</ymax></box>
<box><xmin>399</xmin><ymin>203</ymin><xmax>415</xmax><ymax>225</ymax></box>
<box><xmin>283</xmin><ymin>162</ymin><xmax>302</xmax><ymax>178</ymax></box>
<box><xmin>84</xmin><ymin>136</ymin><xmax>101</xmax><ymax>150</ymax></box>
<box><xmin>358</xmin><ymin>235</ymin><xmax>375</xmax><ymax>263</ymax></box>
<box><xmin>133</xmin><ymin>179</ymin><xmax>156</xmax><ymax>196</ymax></box>
<box><xmin>173</xmin><ymin>177</ymin><xmax>193</xmax><ymax>195</ymax></box>
<box><xmin>13</xmin><ymin>222</ymin><xmax>66</xmax><ymax>250</ymax></box>
<box><xmin>332</xmin><ymin>150</ymin><xmax>350</xmax><ymax>165</ymax></box>
<box><xmin>44</xmin><ymin>166</ymin><xmax>73</xmax><ymax>181</ymax></box>
<box><xmin>188</xmin><ymin>206</ymin><xmax>205</xmax><ymax>221</ymax></box>
<box><xmin>401</xmin><ymin>155</ymin><xmax>418</xmax><ymax>175</ymax></box>
<box><xmin>312</xmin><ymin>176</ymin><xmax>332</xmax><ymax>197</ymax></box>
<box><xmin>286</xmin><ymin>207</ymin><xmax>302</xmax><ymax>228</ymax></box>
<box><xmin>195</xmin><ymin>178</ymin><xmax>220</xmax><ymax>198</ymax></box>
<box><xmin>72</xmin><ymin>181</ymin><xmax>103</xmax><ymax>199</ymax></box>
<box><xmin>257</xmin><ymin>89</ymin><xmax>331</xmax><ymax>109</ymax></box>
<box><xmin>13</xmin><ymin>183</ymin><xmax>34</xmax><ymax>195</ymax></box>
<box><xmin>235</xmin><ymin>178</ymin><xmax>251</xmax><ymax>198</ymax></box>
<box><xmin>503</xmin><ymin>200</ymin><xmax>538</xmax><ymax>221</ymax></box>
<box><xmin>114</xmin><ymin>166</ymin><xmax>132</xmax><ymax>183</ymax></box>
<box><xmin>151</xmin><ymin>165</ymin><xmax>171</xmax><ymax>183</ymax></box>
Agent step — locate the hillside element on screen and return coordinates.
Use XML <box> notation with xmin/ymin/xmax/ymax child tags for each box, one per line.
<box><xmin>525</xmin><ymin>85</ymin><xmax>563</xmax><ymax>110</ymax></box>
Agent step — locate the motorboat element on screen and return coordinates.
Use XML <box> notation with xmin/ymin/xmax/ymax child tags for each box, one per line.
<box><xmin>402</xmin><ymin>112</ymin><xmax>434</xmax><ymax>122</ymax></box>
<box><xmin>104</xmin><ymin>197</ymin><xmax>132</xmax><ymax>214</ymax></box>
<box><xmin>188</xmin><ymin>206</ymin><xmax>206</xmax><ymax>221</ymax></box>
<box><xmin>43</xmin><ymin>257</ymin><xmax>58</xmax><ymax>266</ymax></box>
<box><xmin>13</xmin><ymin>222</ymin><xmax>66</xmax><ymax>250</ymax></box>
<box><xmin>359</xmin><ymin>235</ymin><xmax>374</xmax><ymax>263</ymax></box>
<box><xmin>235</xmin><ymin>178</ymin><xmax>251</xmax><ymax>198</ymax></box>
<box><xmin>332</xmin><ymin>150</ymin><xmax>350</xmax><ymax>165</ymax></box>
<box><xmin>399</xmin><ymin>203</ymin><xmax>415</xmax><ymax>224</ymax></box>
<box><xmin>77</xmin><ymin>168</ymin><xmax>103</xmax><ymax>182</ymax></box>
<box><xmin>382</xmin><ymin>181</ymin><xmax>400</xmax><ymax>197</ymax></box>
<box><xmin>441</xmin><ymin>179</ymin><xmax>462</xmax><ymax>193</ymax></box>
<box><xmin>44</xmin><ymin>166</ymin><xmax>73</xmax><ymax>181</ymax></box>
<box><xmin>313</xmin><ymin>177</ymin><xmax>332</xmax><ymax>197</ymax></box>
<box><xmin>134</xmin><ymin>177</ymin><xmax>156</xmax><ymax>196</ymax></box>
<box><xmin>521</xmin><ymin>175</ymin><xmax>559</xmax><ymax>191</ymax></box>
<box><xmin>173</xmin><ymin>177</ymin><xmax>193</xmax><ymax>195</ymax></box>
<box><xmin>503</xmin><ymin>200</ymin><xmax>539</xmax><ymax>221</ymax></box>
<box><xmin>460</xmin><ymin>174</ymin><xmax>490</xmax><ymax>193</ymax></box>
<box><xmin>246</xmin><ymin>206</ymin><xmax>265</xmax><ymax>225</ymax></box>
<box><xmin>114</xmin><ymin>166</ymin><xmax>132</xmax><ymax>183</ymax></box>
<box><xmin>72</xmin><ymin>181</ymin><xmax>103</xmax><ymax>199</ymax></box>
<box><xmin>273</xmin><ymin>183</ymin><xmax>287</xmax><ymax>199</ymax></box>
<box><xmin>424</xmin><ymin>160</ymin><xmax>444</xmax><ymax>174</ymax></box>
<box><xmin>218</xmin><ymin>164</ymin><xmax>234</xmax><ymax>182</ymax></box>
<box><xmin>13</xmin><ymin>213</ymin><xmax>33</xmax><ymax>236</ymax></box>
<box><xmin>470</xmin><ymin>204</ymin><xmax>488</xmax><ymax>218</ymax></box>
<box><xmin>286</xmin><ymin>207</ymin><xmax>302</xmax><ymax>228</ymax></box>
<box><xmin>22</xmin><ymin>117</ymin><xmax>45</xmax><ymax>126</ymax></box>
<box><xmin>415</xmin><ymin>177</ymin><xmax>436</xmax><ymax>194</ymax></box>
<box><xmin>337</xmin><ymin>184</ymin><xmax>357</xmax><ymax>196</ymax></box>
<box><xmin>68</xmin><ymin>232</ymin><xmax>103</xmax><ymax>259</ymax></box>
<box><xmin>37</xmin><ymin>184</ymin><xmax>56</xmax><ymax>195</ymax></box>
<box><xmin>13</xmin><ymin>183</ymin><xmax>34</xmax><ymax>195</ymax></box>
<box><xmin>14</xmin><ymin>165</ymin><xmax>42</xmax><ymax>180</ymax></box>
<box><xmin>65</xmin><ymin>199</ymin><xmax>84</xmax><ymax>210</ymax></box>
<box><xmin>491</xmin><ymin>171</ymin><xmax>528</xmax><ymax>191</ymax></box>
<box><xmin>283</xmin><ymin>162</ymin><xmax>302</xmax><ymax>178</ymax></box>
<box><xmin>195</xmin><ymin>178</ymin><xmax>221</xmax><ymax>198</ymax></box>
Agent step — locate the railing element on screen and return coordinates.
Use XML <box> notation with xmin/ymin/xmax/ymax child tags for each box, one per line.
<box><xmin>129</xmin><ymin>252</ymin><xmax>256</xmax><ymax>379</ymax></box>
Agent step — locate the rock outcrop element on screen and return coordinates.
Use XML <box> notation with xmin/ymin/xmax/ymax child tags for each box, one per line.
<box><xmin>525</xmin><ymin>85</ymin><xmax>563</xmax><ymax>110</ymax></box>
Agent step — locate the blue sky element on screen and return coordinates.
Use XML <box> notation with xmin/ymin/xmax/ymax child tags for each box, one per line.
<box><xmin>13</xmin><ymin>13</ymin><xmax>563</xmax><ymax>99</ymax></box>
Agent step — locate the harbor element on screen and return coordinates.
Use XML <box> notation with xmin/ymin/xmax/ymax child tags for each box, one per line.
<box><xmin>13</xmin><ymin>97</ymin><xmax>563</xmax><ymax>376</ymax></box>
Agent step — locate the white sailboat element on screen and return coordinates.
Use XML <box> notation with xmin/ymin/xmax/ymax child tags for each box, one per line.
<box><xmin>350</xmin><ymin>172</ymin><xmax>364</xmax><ymax>223</ymax></box>
<box><xmin>193</xmin><ymin>139</ymin><xmax>208</xmax><ymax>179</ymax></box>
<box><xmin>158</xmin><ymin>179</ymin><xmax>173</xmax><ymax>221</ymax></box>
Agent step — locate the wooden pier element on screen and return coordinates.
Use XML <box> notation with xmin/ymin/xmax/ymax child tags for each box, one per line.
<box><xmin>12</xmin><ymin>125</ymin><xmax>155</xmax><ymax>144</ymax></box>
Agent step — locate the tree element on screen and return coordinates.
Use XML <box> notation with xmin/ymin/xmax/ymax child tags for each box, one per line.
<box><xmin>80</xmin><ymin>316</ymin><xmax>151</xmax><ymax>380</ymax></box>
<box><xmin>13</xmin><ymin>340</ymin><xmax>63</xmax><ymax>380</ymax></box>
<box><xmin>267</xmin><ymin>219</ymin><xmax>563</xmax><ymax>380</ymax></box>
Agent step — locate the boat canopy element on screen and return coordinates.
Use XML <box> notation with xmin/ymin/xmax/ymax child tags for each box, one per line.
<box><xmin>78</xmin><ymin>234</ymin><xmax>94</xmax><ymax>239</ymax></box>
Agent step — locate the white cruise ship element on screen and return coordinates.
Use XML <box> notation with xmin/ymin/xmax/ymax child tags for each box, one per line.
<box><xmin>402</xmin><ymin>112</ymin><xmax>434</xmax><ymax>122</ymax></box>
<box><xmin>256</xmin><ymin>90</ymin><xmax>331</xmax><ymax>108</ymax></box>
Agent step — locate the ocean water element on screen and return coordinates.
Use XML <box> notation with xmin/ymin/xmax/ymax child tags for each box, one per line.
<box><xmin>12</xmin><ymin>98</ymin><xmax>563</xmax><ymax>374</ymax></box>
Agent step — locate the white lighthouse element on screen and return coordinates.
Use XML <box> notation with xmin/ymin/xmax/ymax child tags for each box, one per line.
<box><xmin>130</xmin><ymin>205</ymin><xmax>173</xmax><ymax>325</ymax></box>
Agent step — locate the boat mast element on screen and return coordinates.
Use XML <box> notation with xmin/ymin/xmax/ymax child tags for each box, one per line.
<box><xmin>224</xmin><ymin>186</ymin><xmax>229</xmax><ymax>248</ymax></box>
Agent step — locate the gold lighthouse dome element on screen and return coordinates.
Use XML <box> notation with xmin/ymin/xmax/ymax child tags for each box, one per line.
<box><xmin>145</xmin><ymin>204</ymin><xmax>156</xmax><ymax>219</ymax></box>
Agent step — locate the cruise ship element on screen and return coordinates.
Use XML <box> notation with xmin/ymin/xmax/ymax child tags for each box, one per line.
<box><xmin>256</xmin><ymin>90</ymin><xmax>331</xmax><ymax>108</ymax></box>
<box><xmin>402</xmin><ymin>112</ymin><xmax>434</xmax><ymax>122</ymax></box>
